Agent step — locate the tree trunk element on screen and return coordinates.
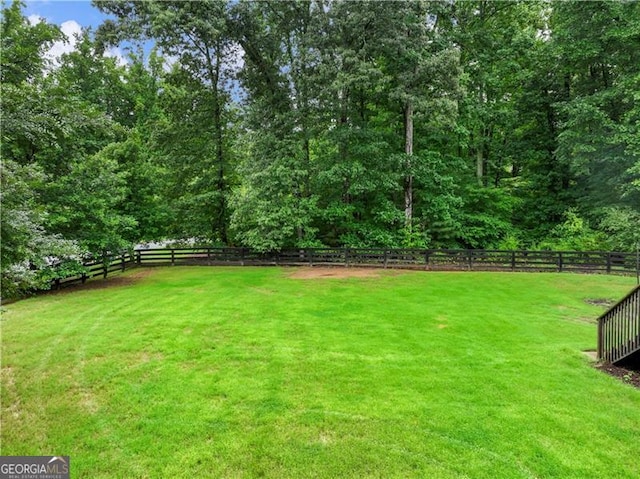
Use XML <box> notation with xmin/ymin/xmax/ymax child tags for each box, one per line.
<box><xmin>404</xmin><ymin>100</ymin><xmax>414</xmax><ymax>229</ymax></box>
<box><xmin>206</xmin><ymin>44</ymin><xmax>227</xmax><ymax>243</ymax></box>
<box><xmin>476</xmin><ymin>147</ymin><xmax>484</xmax><ymax>186</ymax></box>
<box><xmin>340</xmin><ymin>89</ymin><xmax>350</xmax><ymax>205</ymax></box>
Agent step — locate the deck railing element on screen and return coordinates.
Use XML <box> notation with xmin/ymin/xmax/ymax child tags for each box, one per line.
<box><xmin>597</xmin><ymin>285</ymin><xmax>640</xmax><ymax>364</ymax></box>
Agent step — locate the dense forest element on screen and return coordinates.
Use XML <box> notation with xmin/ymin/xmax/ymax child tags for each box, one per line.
<box><xmin>2</xmin><ymin>0</ymin><xmax>639</xmax><ymax>296</ymax></box>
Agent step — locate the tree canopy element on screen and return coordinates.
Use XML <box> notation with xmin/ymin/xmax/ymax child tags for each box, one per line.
<box><xmin>2</xmin><ymin>0</ymin><xmax>639</xmax><ymax>295</ymax></box>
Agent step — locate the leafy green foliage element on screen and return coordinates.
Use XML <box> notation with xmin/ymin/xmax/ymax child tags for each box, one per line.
<box><xmin>0</xmin><ymin>0</ymin><xmax>62</xmax><ymax>84</ymax></box>
<box><xmin>45</xmin><ymin>148</ymin><xmax>137</xmax><ymax>254</ymax></box>
<box><xmin>539</xmin><ymin>209</ymin><xmax>609</xmax><ymax>252</ymax></box>
<box><xmin>551</xmin><ymin>0</ymin><xmax>640</xmax><ymax>248</ymax></box>
<box><xmin>598</xmin><ymin>207</ymin><xmax>640</xmax><ymax>252</ymax></box>
<box><xmin>2</xmin><ymin>0</ymin><xmax>639</xmax><ymax>289</ymax></box>
<box><xmin>0</xmin><ymin>160</ymin><xmax>83</xmax><ymax>298</ymax></box>
<box><xmin>455</xmin><ymin>186</ymin><xmax>518</xmax><ymax>249</ymax></box>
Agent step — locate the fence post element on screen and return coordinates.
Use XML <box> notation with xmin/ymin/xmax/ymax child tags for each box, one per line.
<box><xmin>511</xmin><ymin>251</ymin><xmax>516</xmax><ymax>271</ymax></box>
<box><xmin>383</xmin><ymin>250</ymin><xmax>388</xmax><ymax>269</ymax></box>
<box><xmin>467</xmin><ymin>250</ymin><xmax>473</xmax><ymax>271</ymax></box>
<box><xmin>121</xmin><ymin>253</ymin><xmax>126</xmax><ymax>272</ymax></box>
<box><xmin>345</xmin><ymin>248</ymin><xmax>350</xmax><ymax>267</ymax></box>
<box><xmin>605</xmin><ymin>253</ymin><xmax>612</xmax><ymax>274</ymax></box>
<box><xmin>136</xmin><ymin>250</ymin><xmax>141</xmax><ymax>265</ymax></box>
<box><xmin>558</xmin><ymin>252</ymin><xmax>563</xmax><ymax>273</ymax></box>
<box><xmin>171</xmin><ymin>248</ymin><xmax>175</xmax><ymax>266</ymax></box>
<box><xmin>103</xmin><ymin>254</ymin><xmax>108</xmax><ymax>279</ymax></box>
<box><xmin>425</xmin><ymin>250</ymin><xmax>430</xmax><ymax>271</ymax></box>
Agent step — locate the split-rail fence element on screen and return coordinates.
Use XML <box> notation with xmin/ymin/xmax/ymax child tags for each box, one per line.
<box><xmin>53</xmin><ymin>247</ymin><xmax>639</xmax><ymax>290</ymax></box>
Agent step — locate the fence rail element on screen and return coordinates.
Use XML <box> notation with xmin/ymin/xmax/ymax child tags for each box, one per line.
<box><xmin>51</xmin><ymin>252</ymin><xmax>135</xmax><ymax>289</ymax></box>
<box><xmin>131</xmin><ymin>247</ymin><xmax>638</xmax><ymax>273</ymax></box>
<box><xmin>51</xmin><ymin>247</ymin><xmax>639</xmax><ymax>290</ymax></box>
<box><xmin>598</xmin><ymin>285</ymin><xmax>640</xmax><ymax>364</ymax></box>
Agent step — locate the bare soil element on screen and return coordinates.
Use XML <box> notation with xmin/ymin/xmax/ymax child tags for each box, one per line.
<box><xmin>596</xmin><ymin>363</ymin><xmax>640</xmax><ymax>389</ymax></box>
<box><xmin>287</xmin><ymin>266</ymin><xmax>398</xmax><ymax>279</ymax></box>
<box><xmin>585</xmin><ymin>298</ymin><xmax>616</xmax><ymax>308</ymax></box>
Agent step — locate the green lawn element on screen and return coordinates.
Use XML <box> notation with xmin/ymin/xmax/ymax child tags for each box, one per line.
<box><xmin>1</xmin><ymin>267</ymin><xmax>639</xmax><ymax>478</ymax></box>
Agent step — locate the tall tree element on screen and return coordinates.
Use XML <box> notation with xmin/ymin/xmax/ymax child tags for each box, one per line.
<box><xmin>96</xmin><ymin>0</ymin><xmax>238</xmax><ymax>243</ymax></box>
<box><xmin>552</xmin><ymin>0</ymin><xmax>640</xmax><ymax>249</ymax></box>
<box><xmin>1</xmin><ymin>2</ymin><xmax>116</xmax><ymax>295</ymax></box>
<box><xmin>229</xmin><ymin>0</ymin><xmax>325</xmax><ymax>249</ymax></box>
<box><xmin>377</xmin><ymin>1</ymin><xmax>460</xmax><ymax>230</ymax></box>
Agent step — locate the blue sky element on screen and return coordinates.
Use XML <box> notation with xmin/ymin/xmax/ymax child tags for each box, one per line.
<box><xmin>24</xmin><ymin>0</ymin><xmax>110</xmax><ymax>29</ymax></box>
<box><xmin>22</xmin><ymin>0</ymin><xmax>128</xmax><ymax>64</ymax></box>
<box><xmin>19</xmin><ymin>0</ymin><xmax>244</xmax><ymax>86</ymax></box>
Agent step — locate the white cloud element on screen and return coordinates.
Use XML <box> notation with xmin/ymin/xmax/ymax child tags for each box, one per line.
<box><xmin>104</xmin><ymin>46</ymin><xmax>128</xmax><ymax>67</ymax></box>
<box><xmin>28</xmin><ymin>14</ymin><xmax>44</xmax><ymax>25</ymax></box>
<box><xmin>45</xmin><ymin>20</ymin><xmax>82</xmax><ymax>65</ymax></box>
<box><xmin>162</xmin><ymin>53</ymin><xmax>180</xmax><ymax>72</ymax></box>
<box><xmin>39</xmin><ymin>19</ymin><xmax>129</xmax><ymax>68</ymax></box>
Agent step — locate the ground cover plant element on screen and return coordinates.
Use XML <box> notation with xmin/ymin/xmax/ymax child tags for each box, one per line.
<box><xmin>1</xmin><ymin>267</ymin><xmax>639</xmax><ymax>478</ymax></box>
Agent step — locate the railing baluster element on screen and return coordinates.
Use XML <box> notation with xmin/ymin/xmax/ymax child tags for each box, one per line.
<box><xmin>597</xmin><ymin>285</ymin><xmax>640</xmax><ymax>363</ymax></box>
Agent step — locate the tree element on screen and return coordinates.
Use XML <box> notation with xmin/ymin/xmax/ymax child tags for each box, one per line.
<box><xmin>551</xmin><ymin>0</ymin><xmax>640</xmax><ymax>250</ymax></box>
<box><xmin>375</xmin><ymin>1</ymin><xmax>460</xmax><ymax>231</ymax></box>
<box><xmin>228</xmin><ymin>0</ymin><xmax>325</xmax><ymax>249</ymax></box>
<box><xmin>0</xmin><ymin>2</ymin><xmax>80</xmax><ymax>297</ymax></box>
<box><xmin>0</xmin><ymin>160</ymin><xmax>82</xmax><ymax>298</ymax></box>
<box><xmin>1</xmin><ymin>2</ymin><xmax>139</xmax><ymax>297</ymax></box>
<box><xmin>95</xmin><ymin>0</ymin><xmax>238</xmax><ymax>243</ymax></box>
<box><xmin>0</xmin><ymin>0</ymin><xmax>62</xmax><ymax>84</ymax></box>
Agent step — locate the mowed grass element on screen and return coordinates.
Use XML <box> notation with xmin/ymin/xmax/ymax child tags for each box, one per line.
<box><xmin>1</xmin><ymin>267</ymin><xmax>639</xmax><ymax>478</ymax></box>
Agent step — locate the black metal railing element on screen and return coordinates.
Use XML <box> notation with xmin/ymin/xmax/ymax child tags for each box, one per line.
<box><xmin>598</xmin><ymin>285</ymin><xmax>640</xmax><ymax>364</ymax></box>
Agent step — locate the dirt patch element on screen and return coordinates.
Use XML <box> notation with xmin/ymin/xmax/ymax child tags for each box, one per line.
<box><xmin>585</xmin><ymin>298</ymin><xmax>616</xmax><ymax>308</ymax></box>
<box><xmin>596</xmin><ymin>363</ymin><xmax>640</xmax><ymax>389</ymax></box>
<box><xmin>287</xmin><ymin>266</ymin><xmax>396</xmax><ymax>279</ymax></box>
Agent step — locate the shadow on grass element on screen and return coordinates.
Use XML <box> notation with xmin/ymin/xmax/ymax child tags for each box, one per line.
<box><xmin>42</xmin><ymin>268</ymin><xmax>154</xmax><ymax>297</ymax></box>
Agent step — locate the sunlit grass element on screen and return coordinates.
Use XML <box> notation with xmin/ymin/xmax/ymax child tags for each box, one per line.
<box><xmin>1</xmin><ymin>267</ymin><xmax>638</xmax><ymax>478</ymax></box>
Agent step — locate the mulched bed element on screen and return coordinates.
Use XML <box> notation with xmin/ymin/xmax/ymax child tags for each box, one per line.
<box><xmin>596</xmin><ymin>363</ymin><xmax>640</xmax><ymax>389</ymax></box>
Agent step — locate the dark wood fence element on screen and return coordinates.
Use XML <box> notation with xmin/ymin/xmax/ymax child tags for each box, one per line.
<box><xmin>132</xmin><ymin>247</ymin><xmax>639</xmax><ymax>274</ymax></box>
<box><xmin>51</xmin><ymin>252</ymin><xmax>135</xmax><ymax>289</ymax></box>
<box><xmin>598</xmin><ymin>285</ymin><xmax>640</xmax><ymax>364</ymax></box>
<box><xmin>52</xmin><ymin>247</ymin><xmax>639</xmax><ymax>290</ymax></box>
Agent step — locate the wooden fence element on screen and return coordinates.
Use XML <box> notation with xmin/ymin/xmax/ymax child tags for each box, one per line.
<box><xmin>51</xmin><ymin>252</ymin><xmax>135</xmax><ymax>289</ymax></box>
<box><xmin>52</xmin><ymin>247</ymin><xmax>639</xmax><ymax>290</ymax></box>
<box><xmin>132</xmin><ymin>247</ymin><xmax>639</xmax><ymax>274</ymax></box>
<box><xmin>598</xmin><ymin>285</ymin><xmax>640</xmax><ymax>364</ymax></box>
